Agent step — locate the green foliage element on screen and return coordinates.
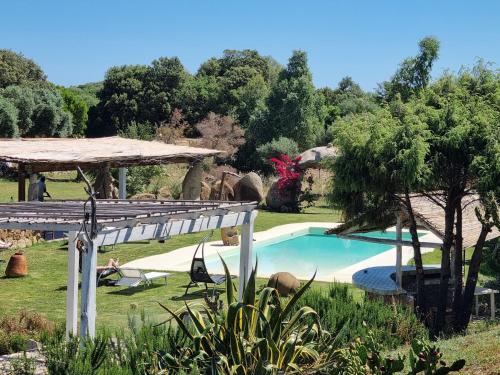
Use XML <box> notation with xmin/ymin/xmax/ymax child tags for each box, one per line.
<box><xmin>294</xmin><ymin>283</ymin><xmax>427</xmax><ymax>349</ymax></box>
<box><xmin>408</xmin><ymin>339</ymin><xmax>465</xmax><ymax>374</ymax></box>
<box><xmin>0</xmin><ymin>95</ymin><xmax>19</xmax><ymax>137</ymax></box>
<box><xmin>125</xmin><ymin>165</ymin><xmax>165</xmax><ymax>197</ymax></box>
<box><xmin>0</xmin><ymin>50</ymin><xmax>46</xmax><ymax>89</ymax></box>
<box><xmin>379</xmin><ymin>37</ymin><xmax>440</xmax><ymax>102</ymax></box>
<box><xmin>250</xmin><ymin>50</ymin><xmax>324</xmax><ymax>150</ymax></box>
<box><xmin>157</xmin><ymin>261</ymin><xmax>331</xmax><ymax>373</ymax></box>
<box><xmin>58</xmin><ymin>87</ymin><xmax>89</xmax><ymax>136</ymax></box>
<box><xmin>256</xmin><ymin>137</ymin><xmax>300</xmax><ymax>174</ymax></box>
<box><xmin>0</xmin><ymin>84</ymin><xmax>74</xmax><ymax>137</ymax></box>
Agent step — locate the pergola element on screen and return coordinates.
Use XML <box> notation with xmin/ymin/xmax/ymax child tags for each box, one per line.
<box><xmin>0</xmin><ymin>199</ymin><xmax>258</xmax><ymax>338</ymax></box>
<box><xmin>340</xmin><ymin>193</ymin><xmax>499</xmax><ymax>292</ymax></box>
<box><xmin>0</xmin><ymin>136</ymin><xmax>222</xmax><ymax>200</ymax></box>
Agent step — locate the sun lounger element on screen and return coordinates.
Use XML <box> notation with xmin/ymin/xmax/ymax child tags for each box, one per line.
<box><xmin>115</xmin><ymin>268</ymin><xmax>170</xmax><ymax>288</ymax></box>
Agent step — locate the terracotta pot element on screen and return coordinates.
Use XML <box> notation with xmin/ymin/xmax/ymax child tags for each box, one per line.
<box><xmin>5</xmin><ymin>251</ymin><xmax>28</xmax><ymax>277</ymax></box>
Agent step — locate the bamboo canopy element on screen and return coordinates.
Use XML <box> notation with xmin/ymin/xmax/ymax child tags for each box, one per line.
<box><xmin>402</xmin><ymin>194</ymin><xmax>499</xmax><ymax>248</ymax></box>
<box><xmin>0</xmin><ymin>136</ymin><xmax>222</xmax><ymax>172</ymax></box>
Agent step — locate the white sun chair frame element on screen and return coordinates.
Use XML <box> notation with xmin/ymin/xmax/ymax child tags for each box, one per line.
<box><xmin>115</xmin><ymin>268</ymin><xmax>170</xmax><ymax>288</ymax></box>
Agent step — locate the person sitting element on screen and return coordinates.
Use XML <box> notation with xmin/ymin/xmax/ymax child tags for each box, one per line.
<box><xmin>0</xmin><ymin>240</ymin><xmax>12</xmax><ymax>249</ymax></box>
<box><xmin>37</xmin><ymin>176</ymin><xmax>52</xmax><ymax>202</ymax></box>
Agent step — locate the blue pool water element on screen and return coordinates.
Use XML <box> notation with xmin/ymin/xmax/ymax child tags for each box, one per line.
<box><xmin>202</xmin><ymin>229</ymin><xmax>417</xmax><ymax>279</ymax></box>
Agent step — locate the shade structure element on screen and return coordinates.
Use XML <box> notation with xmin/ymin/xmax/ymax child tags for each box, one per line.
<box><xmin>0</xmin><ymin>136</ymin><xmax>222</xmax><ymax>172</ymax></box>
<box><xmin>0</xmin><ymin>199</ymin><xmax>258</xmax><ymax>339</ymax></box>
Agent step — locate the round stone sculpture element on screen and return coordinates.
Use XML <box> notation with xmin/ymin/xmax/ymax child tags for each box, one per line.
<box><xmin>267</xmin><ymin>272</ymin><xmax>300</xmax><ymax>297</ymax></box>
<box><xmin>5</xmin><ymin>251</ymin><xmax>28</xmax><ymax>277</ymax></box>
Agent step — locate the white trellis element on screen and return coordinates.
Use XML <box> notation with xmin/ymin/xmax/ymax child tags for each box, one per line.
<box><xmin>0</xmin><ymin>200</ymin><xmax>257</xmax><ymax>338</ymax></box>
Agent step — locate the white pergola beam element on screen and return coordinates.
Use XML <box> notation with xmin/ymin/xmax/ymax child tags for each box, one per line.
<box><xmin>338</xmin><ymin>234</ymin><xmax>441</xmax><ymax>249</ymax></box>
<box><xmin>118</xmin><ymin>167</ymin><xmax>127</xmax><ymax>199</ymax></box>
<box><xmin>80</xmin><ymin>239</ymin><xmax>98</xmax><ymax>338</ymax></box>
<box><xmin>91</xmin><ymin>211</ymin><xmax>252</xmax><ymax>247</ymax></box>
<box><xmin>66</xmin><ymin>231</ymin><xmax>79</xmax><ymax>338</ymax></box>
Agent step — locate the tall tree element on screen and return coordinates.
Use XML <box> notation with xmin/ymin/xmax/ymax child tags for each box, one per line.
<box><xmin>250</xmin><ymin>50</ymin><xmax>323</xmax><ymax>150</ymax></box>
<box><xmin>0</xmin><ymin>50</ymin><xmax>46</xmax><ymax>88</ymax></box>
<box><xmin>378</xmin><ymin>37</ymin><xmax>440</xmax><ymax>102</ymax></box>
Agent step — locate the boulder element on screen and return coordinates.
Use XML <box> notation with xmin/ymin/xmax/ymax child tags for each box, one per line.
<box><xmin>182</xmin><ymin>162</ymin><xmax>203</xmax><ymax>200</ymax></box>
<box><xmin>158</xmin><ymin>186</ymin><xmax>171</xmax><ymax>199</ymax></box>
<box><xmin>267</xmin><ymin>272</ymin><xmax>300</xmax><ymax>297</ymax></box>
<box><xmin>233</xmin><ymin>172</ymin><xmax>264</xmax><ymax>202</ymax></box>
<box><xmin>298</xmin><ymin>144</ymin><xmax>338</xmax><ymax>170</ymax></box>
<box><xmin>265</xmin><ymin>181</ymin><xmax>295</xmax><ymax>211</ymax></box>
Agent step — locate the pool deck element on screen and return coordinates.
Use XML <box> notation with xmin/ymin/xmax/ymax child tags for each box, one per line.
<box><xmin>122</xmin><ymin>222</ymin><xmax>441</xmax><ymax>283</ymax></box>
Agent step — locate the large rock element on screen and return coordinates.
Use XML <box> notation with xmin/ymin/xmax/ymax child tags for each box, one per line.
<box><xmin>267</xmin><ymin>272</ymin><xmax>300</xmax><ymax>297</ymax></box>
<box><xmin>233</xmin><ymin>172</ymin><xmax>264</xmax><ymax>202</ymax></box>
<box><xmin>265</xmin><ymin>181</ymin><xmax>295</xmax><ymax>211</ymax></box>
<box><xmin>298</xmin><ymin>144</ymin><xmax>338</xmax><ymax>170</ymax></box>
<box><xmin>182</xmin><ymin>162</ymin><xmax>203</xmax><ymax>200</ymax></box>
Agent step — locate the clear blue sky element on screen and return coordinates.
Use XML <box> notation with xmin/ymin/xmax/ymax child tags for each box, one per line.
<box><xmin>2</xmin><ymin>0</ymin><xmax>498</xmax><ymax>91</ymax></box>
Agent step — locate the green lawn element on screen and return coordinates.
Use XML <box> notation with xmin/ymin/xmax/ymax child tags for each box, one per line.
<box><xmin>0</xmin><ymin>175</ymin><xmax>86</xmax><ymax>202</ymax></box>
<box><xmin>0</xmin><ymin>205</ymin><xmax>344</xmax><ymax>330</ymax></box>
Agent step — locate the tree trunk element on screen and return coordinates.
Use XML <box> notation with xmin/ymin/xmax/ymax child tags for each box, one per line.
<box><xmin>404</xmin><ymin>191</ymin><xmax>426</xmax><ymax>318</ymax></box>
<box><xmin>434</xmin><ymin>193</ymin><xmax>457</xmax><ymax>336</ymax></box>
<box><xmin>457</xmin><ymin>224</ymin><xmax>490</xmax><ymax>331</ymax></box>
<box><xmin>452</xmin><ymin>202</ymin><xmax>464</xmax><ymax>329</ymax></box>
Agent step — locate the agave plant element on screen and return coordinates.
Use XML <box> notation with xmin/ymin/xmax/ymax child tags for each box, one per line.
<box><xmin>158</xmin><ymin>259</ymin><xmax>330</xmax><ymax>374</ymax></box>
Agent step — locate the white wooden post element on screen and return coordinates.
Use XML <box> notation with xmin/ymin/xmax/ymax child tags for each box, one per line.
<box><xmin>118</xmin><ymin>167</ymin><xmax>127</xmax><ymax>199</ymax></box>
<box><xmin>27</xmin><ymin>173</ymin><xmax>38</xmax><ymax>201</ymax></box>
<box><xmin>66</xmin><ymin>232</ymin><xmax>79</xmax><ymax>338</ymax></box>
<box><xmin>396</xmin><ymin>214</ymin><xmax>403</xmax><ymax>289</ymax></box>
<box><xmin>238</xmin><ymin>211</ymin><xmax>257</xmax><ymax>301</ymax></box>
<box><xmin>80</xmin><ymin>239</ymin><xmax>98</xmax><ymax>338</ymax></box>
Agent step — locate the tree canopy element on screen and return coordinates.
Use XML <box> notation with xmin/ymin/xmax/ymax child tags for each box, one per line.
<box><xmin>0</xmin><ymin>50</ymin><xmax>46</xmax><ymax>89</ymax></box>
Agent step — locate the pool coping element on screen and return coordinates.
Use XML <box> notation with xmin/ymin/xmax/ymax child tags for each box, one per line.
<box><xmin>122</xmin><ymin>222</ymin><xmax>441</xmax><ymax>283</ymax></box>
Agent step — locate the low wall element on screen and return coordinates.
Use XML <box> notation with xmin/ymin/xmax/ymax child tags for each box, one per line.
<box><xmin>0</xmin><ymin>229</ymin><xmax>43</xmax><ymax>249</ymax></box>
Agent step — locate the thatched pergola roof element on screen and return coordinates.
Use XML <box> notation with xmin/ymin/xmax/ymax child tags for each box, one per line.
<box><xmin>0</xmin><ymin>137</ymin><xmax>222</xmax><ymax>172</ymax></box>
<box><xmin>404</xmin><ymin>194</ymin><xmax>499</xmax><ymax>248</ymax></box>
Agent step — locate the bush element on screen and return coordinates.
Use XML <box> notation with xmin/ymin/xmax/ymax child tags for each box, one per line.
<box><xmin>0</xmin><ymin>310</ymin><xmax>54</xmax><ymax>355</ymax></box>
<box><xmin>294</xmin><ymin>283</ymin><xmax>427</xmax><ymax>349</ymax></box>
<box><xmin>256</xmin><ymin>136</ymin><xmax>299</xmax><ymax>175</ymax></box>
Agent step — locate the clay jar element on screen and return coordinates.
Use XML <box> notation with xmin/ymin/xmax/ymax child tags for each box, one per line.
<box><xmin>5</xmin><ymin>251</ymin><xmax>28</xmax><ymax>277</ymax></box>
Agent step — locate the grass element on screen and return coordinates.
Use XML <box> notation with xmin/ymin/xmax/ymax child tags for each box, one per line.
<box><xmin>0</xmin><ymin>203</ymin><xmax>344</xmax><ymax>330</ymax></box>
<box><xmin>388</xmin><ymin>322</ymin><xmax>500</xmax><ymax>375</ymax></box>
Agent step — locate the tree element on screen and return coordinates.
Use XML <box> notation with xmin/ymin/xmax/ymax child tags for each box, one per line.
<box><xmin>378</xmin><ymin>37</ymin><xmax>440</xmax><ymax>102</ymax></box>
<box><xmin>0</xmin><ymin>96</ymin><xmax>19</xmax><ymax>137</ymax></box>
<box><xmin>250</xmin><ymin>50</ymin><xmax>323</xmax><ymax>150</ymax></box>
<box><xmin>328</xmin><ymin>63</ymin><xmax>499</xmax><ymax>335</ymax></box>
<box><xmin>195</xmin><ymin>112</ymin><xmax>245</xmax><ymax>161</ymax></box>
<box><xmin>0</xmin><ymin>50</ymin><xmax>46</xmax><ymax>88</ymax></box>
<box><xmin>58</xmin><ymin>87</ymin><xmax>89</xmax><ymax>136</ymax></box>
<box><xmin>0</xmin><ymin>84</ymin><xmax>74</xmax><ymax>137</ymax></box>
<box><xmin>256</xmin><ymin>137</ymin><xmax>300</xmax><ymax>175</ymax></box>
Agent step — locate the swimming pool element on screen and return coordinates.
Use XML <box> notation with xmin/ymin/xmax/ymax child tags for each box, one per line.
<box><xmin>201</xmin><ymin>228</ymin><xmax>417</xmax><ymax>280</ymax></box>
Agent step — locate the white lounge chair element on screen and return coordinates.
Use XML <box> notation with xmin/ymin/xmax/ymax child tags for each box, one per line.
<box><xmin>115</xmin><ymin>268</ymin><xmax>170</xmax><ymax>288</ymax></box>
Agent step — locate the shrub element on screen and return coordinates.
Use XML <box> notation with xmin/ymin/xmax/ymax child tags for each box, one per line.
<box><xmin>294</xmin><ymin>283</ymin><xmax>427</xmax><ymax>349</ymax></box>
<box><xmin>0</xmin><ymin>310</ymin><xmax>54</xmax><ymax>355</ymax></box>
<box><xmin>256</xmin><ymin>136</ymin><xmax>299</xmax><ymax>175</ymax></box>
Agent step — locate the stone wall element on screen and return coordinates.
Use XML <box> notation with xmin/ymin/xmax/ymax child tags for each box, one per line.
<box><xmin>0</xmin><ymin>229</ymin><xmax>42</xmax><ymax>249</ymax></box>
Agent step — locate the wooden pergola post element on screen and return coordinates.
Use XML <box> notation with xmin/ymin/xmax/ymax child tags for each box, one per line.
<box><xmin>396</xmin><ymin>214</ymin><xmax>403</xmax><ymax>289</ymax></box>
<box><xmin>17</xmin><ymin>163</ymin><xmax>26</xmax><ymax>202</ymax></box>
